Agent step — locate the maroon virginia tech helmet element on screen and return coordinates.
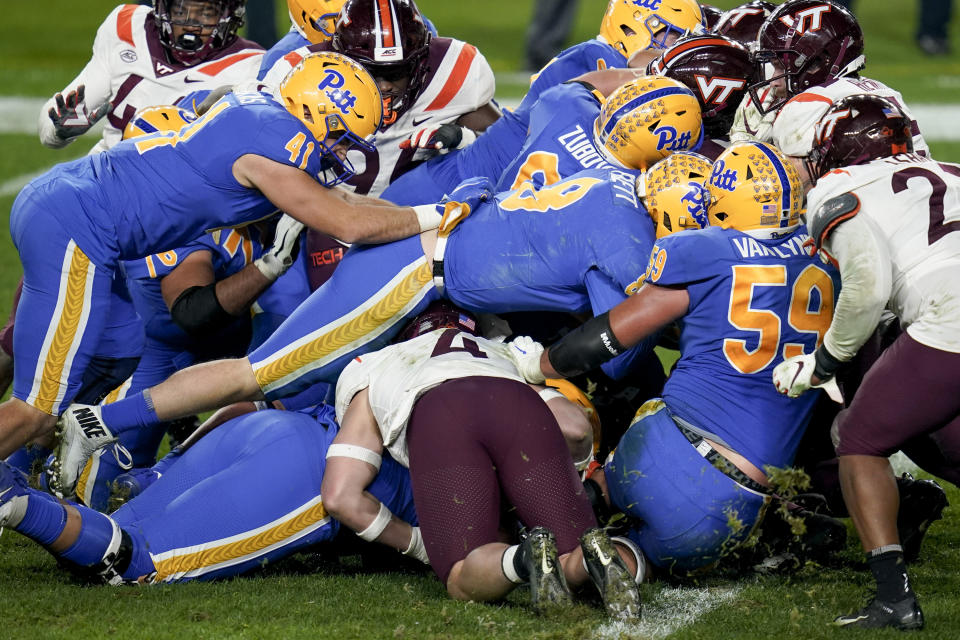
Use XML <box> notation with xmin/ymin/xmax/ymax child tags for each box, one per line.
<box><xmin>154</xmin><ymin>0</ymin><xmax>246</xmax><ymax>66</ymax></box>
<box><xmin>648</xmin><ymin>35</ymin><xmax>754</xmax><ymax>138</ymax></box>
<box><xmin>751</xmin><ymin>0</ymin><xmax>864</xmax><ymax>114</ymax></box>
<box><xmin>806</xmin><ymin>94</ymin><xmax>913</xmax><ymax>181</ymax></box>
<box><xmin>714</xmin><ymin>1</ymin><xmax>776</xmax><ymax>47</ymax></box>
<box><xmin>332</xmin><ymin>0</ymin><xmax>431</xmax><ymax>125</ymax></box>
<box><xmin>396</xmin><ymin>301</ymin><xmax>478</xmax><ymax>343</ymax></box>
<box><xmin>701</xmin><ymin>4</ymin><xmax>725</xmax><ymax>30</ymax></box>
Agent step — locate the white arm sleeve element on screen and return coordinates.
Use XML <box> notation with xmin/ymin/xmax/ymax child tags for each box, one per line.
<box><xmin>38</xmin><ymin>9</ymin><xmax>117</xmax><ymax>149</ymax></box>
<box><xmin>821</xmin><ymin>215</ymin><xmax>893</xmax><ymax>361</ymax></box>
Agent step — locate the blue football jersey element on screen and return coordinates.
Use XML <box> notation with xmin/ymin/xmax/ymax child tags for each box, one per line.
<box><xmin>445</xmin><ymin>168</ymin><xmax>654</xmax><ymax>315</ymax></box>
<box><xmin>496</xmin><ymin>82</ymin><xmax>612</xmax><ymax>192</ymax></box>
<box><xmin>649</xmin><ymin>226</ymin><xmax>841</xmax><ymax>470</ymax></box>
<box><xmin>527</xmin><ymin>39</ymin><xmax>627</xmax><ymax>106</ymax></box>
<box><xmin>29</xmin><ymin>91</ymin><xmax>324</xmax><ymax>267</ymax></box>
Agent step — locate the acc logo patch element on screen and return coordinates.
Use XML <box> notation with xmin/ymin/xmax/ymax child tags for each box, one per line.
<box><xmin>120</xmin><ymin>50</ymin><xmax>138</xmax><ymax>63</ymax></box>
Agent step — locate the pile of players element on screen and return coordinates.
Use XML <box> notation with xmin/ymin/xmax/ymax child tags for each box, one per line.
<box><xmin>1</xmin><ymin>0</ymin><xmax>958</xmax><ymax>631</ymax></box>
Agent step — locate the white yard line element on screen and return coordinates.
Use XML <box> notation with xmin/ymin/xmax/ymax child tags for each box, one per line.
<box><xmin>594</xmin><ymin>585</ymin><xmax>743</xmax><ymax>639</ymax></box>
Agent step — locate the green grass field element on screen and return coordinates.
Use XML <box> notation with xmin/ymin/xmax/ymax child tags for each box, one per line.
<box><xmin>3</xmin><ymin>2</ymin><xmax>960</xmax><ymax>638</ymax></box>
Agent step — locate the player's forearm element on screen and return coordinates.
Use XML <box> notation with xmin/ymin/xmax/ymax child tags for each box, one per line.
<box><xmin>214</xmin><ymin>264</ymin><xmax>274</xmax><ymax>315</ymax></box>
<box><xmin>821</xmin><ymin>218</ymin><xmax>892</xmax><ymax>362</ymax></box>
<box><xmin>333</xmin><ymin>203</ymin><xmax>423</xmax><ymax>244</ymax></box>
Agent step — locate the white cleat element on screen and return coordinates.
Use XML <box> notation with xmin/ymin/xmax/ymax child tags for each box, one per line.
<box><xmin>50</xmin><ymin>404</ymin><xmax>117</xmax><ymax>498</ymax></box>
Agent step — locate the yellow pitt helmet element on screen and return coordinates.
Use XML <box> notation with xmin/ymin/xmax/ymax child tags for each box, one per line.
<box><xmin>599</xmin><ymin>0</ymin><xmax>705</xmax><ymax>59</ymax></box>
<box><xmin>287</xmin><ymin>0</ymin><xmax>346</xmax><ymax>44</ymax></box>
<box><xmin>121</xmin><ymin>105</ymin><xmax>196</xmax><ymax>140</ymax></box>
<box><xmin>279</xmin><ymin>51</ymin><xmax>383</xmax><ymax>185</ymax></box>
<box><xmin>594</xmin><ymin>75</ymin><xmax>703</xmax><ymax>171</ymax></box>
<box><xmin>641</xmin><ymin>151</ymin><xmax>712</xmax><ymax>238</ymax></box>
<box><xmin>707</xmin><ymin>142</ymin><xmax>804</xmax><ymax>232</ymax></box>
<box><xmin>545</xmin><ymin>379</ymin><xmax>603</xmax><ymax>455</ymax></box>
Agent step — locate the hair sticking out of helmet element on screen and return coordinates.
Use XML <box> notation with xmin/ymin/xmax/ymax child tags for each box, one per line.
<box><xmin>154</xmin><ymin>0</ymin><xmax>246</xmax><ymax>66</ymax></box>
<box><xmin>287</xmin><ymin>0</ymin><xmax>347</xmax><ymax>43</ymax></box>
<box><xmin>646</xmin><ymin>35</ymin><xmax>753</xmax><ymax>139</ymax></box>
<box><xmin>707</xmin><ymin>142</ymin><xmax>804</xmax><ymax>233</ymax></box>
<box><xmin>331</xmin><ymin>0</ymin><xmax>431</xmax><ymax>126</ymax></box>
<box><xmin>714</xmin><ymin>1</ymin><xmax>776</xmax><ymax>48</ymax></box>
<box><xmin>279</xmin><ymin>52</ymin><xmax>384</xmax><ymax>187</ymax></box>
<box><xmin>594</xmin><ymin>75</ymin><xmax>703</xmax><ymax>171</ymax></box>
<box><xmin>122</xmin><ymin>104</ymin><xmax>197</xmax><ymax>140</ymax></box>
<box><xmin>641</xmin><ymin>151</ymin><xmax>713</xmax><ymax>238</ymax></box>
<box><xmin>806</xmin><ymin>94</ymin><xmax>914</xmax><ymax>184</ymax></box>
<box><xmin>598</xmin><ymin>0</ymin><xmax>706</xmax><ymax>60</ymax></box>
<box><xmin>749</xmin><ymin>0</ymin><xmax>865</xmax><ymax>115</ymax></box>
<box><xmin>395</xmin><ymin>301</ymin><xmax>479</xmax><ymax>343</ymax></box>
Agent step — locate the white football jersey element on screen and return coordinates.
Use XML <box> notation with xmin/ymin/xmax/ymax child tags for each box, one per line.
<box><xmin>772</xmin><ymin>76</ymin><xmax>929</xmax><ymax>158</ymax></box>
<box><xmin>335</xmin><ymin>329</ymin><xmax>525</xmax><ymax>466</ymax></box>
<box><xmin>38</xmin><ymin>5</ymin><xmax>263</xmax><ymax>154</ymax></box>
<box><xmin>262</xmin><ymin>37</ymin><xmax>496</xmax><ymax>196</ymax></box>
<box><xmin>807</xmin><ymin>154</ymin><xmax>960</xmax><ymax>353</ymax></box>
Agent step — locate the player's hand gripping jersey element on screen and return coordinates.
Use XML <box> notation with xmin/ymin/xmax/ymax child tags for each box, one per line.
<box><xmin>38</xmin><ymin>4</ymin><xmax>263</xmax><ymax>153</ymax></box>
<box><xmin>335</xmin><ymin>328</ymin><xmax>526</xmax><ymax>466</ymax></box>
<box><xmin>806</xmin><ymin>154</ymin><xmax>960</xmax><ymax>358</ymax></box>
<box><xmin>649</xmin><ymin>225</ymin><xmax>840</xmax><ymax>470</ymax></box>
<box><xmin>261</xmin><ymin>37</ymin><xmax>495</xmax><ymax>196</ymax></box>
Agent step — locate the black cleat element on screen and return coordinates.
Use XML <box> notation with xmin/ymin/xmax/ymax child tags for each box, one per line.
<box><xmin>834</xmin><ymin>595</ymin><xmax>924</xmax><ymax>630</ymax></box>
<box><xmin>580</xmin><ymin>528</ymin><xmax>641</xmax><ymax>619</ymax></box>
<box><xmin>522</xmin><ymin>527</ymin><xmax>573</xmax><ymax>614</ymax></box>
<box><xmin>897</xmin><ymin>473</ymin><xmax>948</xmax><ymax>563</ymax></box>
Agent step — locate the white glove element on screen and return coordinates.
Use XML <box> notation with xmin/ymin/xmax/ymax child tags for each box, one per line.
<box><xmin>48</xmin><ymin>85</ymin><xmax>109</xmax><ymax>141</ymax></box>
<box><xmin>505</xmin><ymin>336</ymin><xmax>546</xmax><ymax>384</ymax></box>
<box><xmin>729</xmin><ymin>91</ymin><xmax>778</xmax><ymax>143</ymax></box>
<box><xmin>399</xmin><ymin>123</ymin><xmax>477</xmax><ymax>153</ymax></box>
<box><xmin>772</xmin><ymin>352</ymin><xmax>843</xmax><ymax>403</ymax></box>
<box><xmin>254</xmin><ymin>214</ymin><xmax>305</xmax><ymax>281</ymax></box>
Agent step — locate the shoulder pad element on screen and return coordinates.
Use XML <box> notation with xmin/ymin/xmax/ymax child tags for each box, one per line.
<box><xmin>809</xmin><ymin>192</ymin><xmax>860</xmax><ymax>250</ymax></box>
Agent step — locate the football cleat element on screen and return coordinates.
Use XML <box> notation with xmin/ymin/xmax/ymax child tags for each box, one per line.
<box><xmin>522</xmin><ymin>527</ymin><xmax>574</xmax><ymax>614</ymax></box>
<box><xmin>50</xmin><ymin>404</ymin><xmax>117</xmax><ymax>499</ymax></box>
<box><xmin>0</xmin><ymin>460</ymin><xmax>32</xmax><ymax>530</ymax></box>
<box><xmin>834</xmin><ymin>595</ymin><xmax>924</xmax><ymax>631</ymax></box>
<box><xmin>580</xmin><ymin>528</ymin><xmax>642</xmax><ymax>619</ymax></box>
<box><xmin>897</xmin><ymin>473</ymin><xmax>949</xmax><ymax>563</ymax></box>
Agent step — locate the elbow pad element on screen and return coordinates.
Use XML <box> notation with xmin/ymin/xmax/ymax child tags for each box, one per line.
<box><xmin>169</xmin><ymin>284</ymin><xmax>234</xmax><ymax>337</ymax></box>
<box><xmin>547</xmin><ymin>312</ymin><xmax>627</xmax><ymax>378</ymax></box>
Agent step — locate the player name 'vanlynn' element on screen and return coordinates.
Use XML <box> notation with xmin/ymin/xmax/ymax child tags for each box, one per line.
<box><xmin>731</xmin><ymin>234</ymin><xmax>811</xmax><ymax>260</ymax></box>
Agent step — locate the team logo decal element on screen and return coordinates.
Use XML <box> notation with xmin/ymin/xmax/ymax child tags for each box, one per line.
<box><xmin>694</xmin><ymin>75</ymin><xmax>746</xmax><ymax>105</ymax></box>
<box><xmin>710</xmin><ymin>159</ymin><xmax>738</xmax><ymax>191</ymax></box>
<box><xmin>318</xmin><ymin>69</ymin><xmax>357</xmax><ymax>114</ymax></box>
<box><xmin>681</xmin><ymin>183</ymin><xmax>709</xmax><ymax>226</ymax></box>
<box><xmin>778</xmin><ymin>4</ymin><xmax>832</xmax><ymax>34</ymax></box>
<box><xmin>654</xmin><ymin>125</ymin><xmax>693</xmax><ymax>152</ymax></box>
<box><xmin>814</xmin><ymin>108</ymin><xmax>850</xmax><ymax>144</ymax></box>
<box><xmin>120</xmin><ymin>50</ymin><xmax>138</xmax><ymax>63</ymax></box>
<box><xmin>633</xmin><ymin>0</ymin><xmax>663</xmax><ymax>9</ymax></box>
<box><xmin>724</xmin><ymin>7</ymin><xmax>764</xmax><ymax>26</ymax></box>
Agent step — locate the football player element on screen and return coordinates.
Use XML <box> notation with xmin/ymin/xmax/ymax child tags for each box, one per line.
<box><xmin>260</xmin><ymin>0</ymin><xmax>498</xmax><ymax>197</ymax></box>
<box><xmin>39</xmin><ymin>1</ymin><xmax>264</xmax><ymax>154</ymax></box>
<box><xmin>508</xmin><ymin>142</ymin><xmax>842</xmax><ymax>574</ymax></box>
<box><xmin>731</xmin><ymin>0</ymin><xmax>929</xmax><ymax>156</ymax></box>
<box><xmin>379</xmin><ymin>0</ymin><xmax>706</xmax><ymax>206</ymax></box>
<box><xmin>713</xmin><ymin>0</ymin><xmax>776</xmax><ymax>48</ymax></box>
<box><xmin>52</xmin><ymin>84</ymin><xmax>701</xmax><ymax>496</ymax></box>
<box><xmin>772</xmin><ymin>95</ymin><xmax>960</xmax><ymax>631</ymax></box>
<box><xmin>0</xmin><ymin>402</ymin><xmax>417</xmax><ymax>585</ymax></box>
<box><xmin>325</xmin><ymin>301</ymin><xmax>641</xmax><ymax>617</ymax></box>
<box><xmin>1</xmin><ymin>53</ymin><xmax>444</xmax><ymax>480</ymax></box>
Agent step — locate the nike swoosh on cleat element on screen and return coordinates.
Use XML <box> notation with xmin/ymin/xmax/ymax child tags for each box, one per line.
<box><xmin>836</xmin><ymin>615</ymin><xmax>869</xmax><ymax>626</ymax></box>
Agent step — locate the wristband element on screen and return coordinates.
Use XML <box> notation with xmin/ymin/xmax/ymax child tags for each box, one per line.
<box><xmin>253</xmin><ymin>254</ymin><xmax>283</xmax><ymax>282</ymax></box>
<box><xmin>813</xmin><ymin>345</ymin><xmax>843</xmax><ymax>381</ymax></box>
<box><xmin>547</xmin><ymin>312</ymin><xmax>627</xmax><ymax>378</ymax></box>
<box><xmin>412</xmin><ymin>204</ymin><xmax>442</xmax><ymax>232</ymax></box>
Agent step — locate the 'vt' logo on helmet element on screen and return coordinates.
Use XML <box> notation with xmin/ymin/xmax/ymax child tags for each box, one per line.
<box><xmin>709</xmin><ymin>159</ymin><xmax>738</xmax><ymax>191</ymax></box>
<box><xmin>318</xmin><ymin>69</ymin><xmax>358</xmax><ymax>114</ymax></box>
<box><xmin>815</xmin><ymin>109</ymin><xmax>850</xmax><ymax>143</ymax></box>
<box><xmin>779</xmin><ymin>5</ymin><xmax>832</xmax><ymax>34</ymax></box>
<box><xmin>694</xmin><ymin>75</ymin><xmax>746</xmax><ymax>105</ymax></box>
<box><xmin>633</xmin><ymin>0</ymin><xmax>663</xmax><ymax>10</ymax></box>
<box><xmin>654</xmin><ymin>125</ymin><xmax>693</xmax><ymax>151</ymax></box>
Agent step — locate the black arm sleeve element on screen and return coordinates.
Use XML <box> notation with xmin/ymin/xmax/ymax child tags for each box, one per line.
<box><xmin>547</xmin><ymin>312</ymin><xmax>627</xmax><ymax>378</ymax></box>
<box><xmin>169</xmin><ymin>284</ymin><xmax>235</xmax><ymax>337</ymax></box>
